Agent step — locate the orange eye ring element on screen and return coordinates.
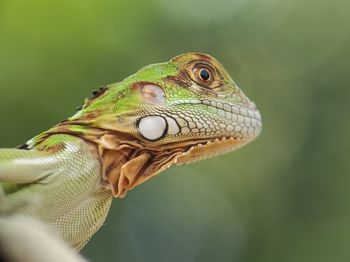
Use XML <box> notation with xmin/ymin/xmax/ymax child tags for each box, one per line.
<box><xmin>192</xmin><ymin>65</ymin><xmax>215</xmax><ymax>86</ymax></box>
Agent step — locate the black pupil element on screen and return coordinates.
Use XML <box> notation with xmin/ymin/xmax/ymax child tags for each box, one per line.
<box><xmin>199</xmin><ymin>69</ymin><xmax>210</xmax><ymax>81</ymax></box>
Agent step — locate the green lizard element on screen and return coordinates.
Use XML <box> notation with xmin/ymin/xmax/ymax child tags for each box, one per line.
<box><xmin>0</xmin><ymin>52</ymin><xmax>261</xmax><ymax>250</ymax></box>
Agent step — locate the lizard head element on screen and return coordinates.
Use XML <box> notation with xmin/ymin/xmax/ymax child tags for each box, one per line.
<box><xmin>65</xmin><ymin>52</ymin><xmax>262</xmax><ymax>197</ymax></box>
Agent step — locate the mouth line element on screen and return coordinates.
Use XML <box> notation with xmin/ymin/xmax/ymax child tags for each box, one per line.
<box><xmin>168</xmin><ymin>99</ymin><xmax>261</xmax><ymax>122</ymax></box>
<box><xmin>156</xmin><ymin>133</ymin><xmax>251</xmax><ymax>153</ymax></box>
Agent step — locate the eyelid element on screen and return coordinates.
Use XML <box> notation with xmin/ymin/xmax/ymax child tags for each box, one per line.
<box><xmin>193</xmin><ymin>62</ymin><xmax>215</xmax><ymax>73</ymax></box>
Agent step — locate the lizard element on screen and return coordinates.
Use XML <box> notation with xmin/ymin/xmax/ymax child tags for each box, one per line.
<box><xmin>0</xmin><ymin>52</ymin><xmax>262</xmax><ymax>251</ymax></box>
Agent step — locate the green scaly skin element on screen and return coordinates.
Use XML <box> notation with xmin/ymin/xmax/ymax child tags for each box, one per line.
<box><xmin>0</xmin><ymin>53</ymin><xmax>262</xmax><ymax>250</ymax></box>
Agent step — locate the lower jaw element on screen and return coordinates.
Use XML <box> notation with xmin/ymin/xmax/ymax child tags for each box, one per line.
<box><xmin>174</xmin><ymin>135</ymin><xmax>253</xmax><ymax>165</ymax></box>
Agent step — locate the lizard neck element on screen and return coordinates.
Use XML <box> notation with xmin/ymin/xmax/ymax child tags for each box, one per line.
<box><xmin>38</xmin><ymin>124</ymin><xmax>175</xmax><ymax>198</ymax></box>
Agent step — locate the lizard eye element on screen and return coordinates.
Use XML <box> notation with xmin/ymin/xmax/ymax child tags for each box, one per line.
<box><xmin>191</xmin><ymin>65</ymin><xmax>215</xmax><ymax>86</ymax></box>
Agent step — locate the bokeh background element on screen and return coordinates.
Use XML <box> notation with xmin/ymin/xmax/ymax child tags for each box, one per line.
<box><xmin>1</xmin><ymin>0</ymin><xmax>350</xmax><ymax>261</ymax></box>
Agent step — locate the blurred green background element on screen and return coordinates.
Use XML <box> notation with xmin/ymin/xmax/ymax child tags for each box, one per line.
<box><xmin>1</xmin><ymin>0</ymin><xmax>350</xmax><ymax>261</ymax></box>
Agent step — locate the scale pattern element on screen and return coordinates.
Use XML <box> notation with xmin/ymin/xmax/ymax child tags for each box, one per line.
<box><xmin>2</xmin><ymin>135</ymin><xmax>113</xmax><ymax>250</ymax></box>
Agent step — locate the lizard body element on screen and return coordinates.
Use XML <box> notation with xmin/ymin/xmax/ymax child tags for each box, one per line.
<box><xmin>0</xmin><ymin>53</ymin><xmax>262</xmax><ymax>250</ymax></box>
